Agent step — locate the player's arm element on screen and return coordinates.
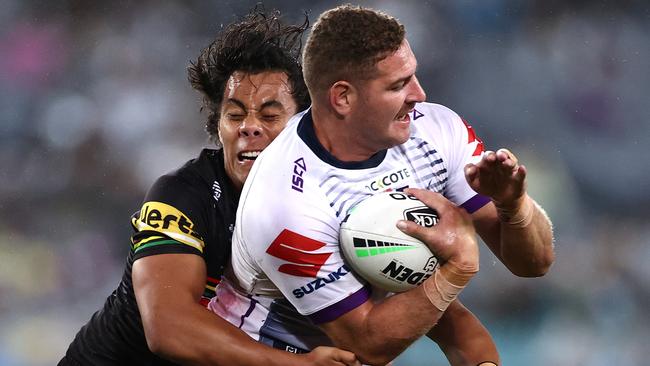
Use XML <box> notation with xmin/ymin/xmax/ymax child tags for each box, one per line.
<box><xmin>465</xmin><ymin>149</ymin><xmax>555</xmax><ymax>277</ymax></box>
<box><xmin>133</xmin><ymin>253</ymin><xmax>360</xmax><ymax>366</ymax></box>
<box><xmin>427</xmin><ymin>300</ymin><xmax>499</xmax><ymax>366</ymax></box>
<box><xmin>319</xmin><ymin>188</ymin><xmax>479</xmax><ymax>366</ymax></box>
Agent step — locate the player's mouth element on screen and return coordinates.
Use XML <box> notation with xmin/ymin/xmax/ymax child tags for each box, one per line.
<box><xmin>237</xmin><ymin>150</ymin><xmax>262</xmax><ymax>163</ymax></box>
<box><xmin>395</xmin><ymin>110</ymin><xmax>412</xmax><ymax>123</ymax></box>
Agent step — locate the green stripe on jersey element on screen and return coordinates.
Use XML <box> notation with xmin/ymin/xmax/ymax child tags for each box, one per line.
<box><xmin>134</xmin><ymin>239</ymin><xmax>181</xmax><ymax>253</ymax></box>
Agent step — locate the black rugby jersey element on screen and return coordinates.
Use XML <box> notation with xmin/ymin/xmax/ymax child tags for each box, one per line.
<box><xmin>61</xmin><ymin>148</ymin><xmax>238</xmax><ymax>366</ymax></box>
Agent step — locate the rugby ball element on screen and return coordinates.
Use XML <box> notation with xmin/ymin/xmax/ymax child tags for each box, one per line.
<box><xmin>339</xmin><ymin>191</ymin><xmax>440</xmax><ymax>292</ymax></box>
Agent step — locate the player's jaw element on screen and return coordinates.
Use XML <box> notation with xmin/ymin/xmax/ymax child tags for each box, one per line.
<box><xmin>389</xmin><ymin>104</ymin><xmax>416</xmax><ymax>142</ymax></box>
<box><xmin>394</xmin><ymin>105</ymin><xmax>414</xmax><ymax>125</ymax></box>
<box><xmin>237</xmin><ymin>149</ymin><xmax>263</xmax><ymax>166</ymax></box>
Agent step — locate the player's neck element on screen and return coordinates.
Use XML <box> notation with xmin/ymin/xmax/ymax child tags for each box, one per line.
<box><xmin>311</xmin><ymin>106</ymin><xmax>377</xmax><ymax>163</ymax></box>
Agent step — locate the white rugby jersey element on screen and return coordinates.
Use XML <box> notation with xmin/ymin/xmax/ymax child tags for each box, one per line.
<box><xmin>209</xmin><ymin>102</ymin><xmax>489</xmax><ymax>352</ymax></box>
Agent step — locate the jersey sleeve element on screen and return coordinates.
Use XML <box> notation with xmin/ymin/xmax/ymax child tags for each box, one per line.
<box><xmin>234</xmin><ymin>173</ymin><xmax>369</xmax><ymax>324</ymax></box>
<box><xmin>420</xmin><ymin>104</ymin><xmax>490</xmax><ymax>213</ymax></box>
<box><xmin>130</xmin><ymin>174</ymin><xmax>208</xmax><ymax>261</ymax></box>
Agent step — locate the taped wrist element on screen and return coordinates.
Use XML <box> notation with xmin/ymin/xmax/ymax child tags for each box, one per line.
<box><xmin>422</xmin><ymin>263</ymin><xmax>477</xmax><ymax>312</ymax></box>
<box><xmin>496</xmin><ymin>195</ymin><xmax>535</xmax><ymax>228</ymax></box>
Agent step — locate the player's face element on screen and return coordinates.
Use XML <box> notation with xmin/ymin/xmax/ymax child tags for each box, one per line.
<box><xmin>219</xmin><ymin>71</ymin><xmax>298</xmax><ymax>190</ymax></box>
<box><xmin>350</xmin><ymin>40</ymin><xmax>426</xmax><ymax>153</ymax></box>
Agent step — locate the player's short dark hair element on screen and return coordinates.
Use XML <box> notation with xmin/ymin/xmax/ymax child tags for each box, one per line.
<box><xmin>188</xmin><ymin>8</ymin><xmax>309</xmax><ymax>143</ymax></box>
<box><xmin>303</xmin><ymin>5</ymin><xmax>405</xmax><ymax>100</ymax></box>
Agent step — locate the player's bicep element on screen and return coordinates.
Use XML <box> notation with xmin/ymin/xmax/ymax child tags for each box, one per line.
<box><xmin>133</xmin><ymin>254</ymin><xmax>207</xmax><ymax>318</ymax></box>
<box><xmin>318</xmin><ymin>298</ymin><xmax>373</xmax><ymax>348</ymax></box>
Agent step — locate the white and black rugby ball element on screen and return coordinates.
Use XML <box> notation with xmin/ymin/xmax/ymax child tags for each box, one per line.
<box><xmin>340</xmin><ymin>191</ymin><xmax>440</xmax><ymax>292</ymax></box>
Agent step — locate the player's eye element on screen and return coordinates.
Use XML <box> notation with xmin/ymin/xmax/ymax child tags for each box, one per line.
<box><xmin>261</xmin><ymin>114</ymin><xmax>280</xmax><ymax>123</ymax></box>
<box><xmin>227</xmin><ymin>113</ymin><xmax>245</xmax><ymax>122</ymax></box>
<box><xmin>390</xmin><ymin>82</ymin><xmax>405</xmax><ymax>91</ymax></box>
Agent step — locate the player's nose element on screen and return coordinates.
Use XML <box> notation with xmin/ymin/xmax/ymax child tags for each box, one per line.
<box><xmin>407</xmin><ymin>76</ymin><xmax>426</xmax><ymax>103</ymax></box>
<box><xmin>239</xmin><ymin>116</ymin><xmax>262</xmax><ymax>137</ymax></box>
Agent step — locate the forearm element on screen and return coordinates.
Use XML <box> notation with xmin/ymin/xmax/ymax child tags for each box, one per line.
<box><xmin>496</xmin><ymin>195</ymin><xmax>555</xmax><ymax>277</ymax></box>
<box><xmin>329</xmin><ymin>285</ymin><xmax>444</xmax><ymax>365</ymax></box>
<box><xmin>134</xmin><ymin>255</ymin><xmax>308</xmax><ymax>366</ymax></box>
<box><xmin>143</xmin><ymin>299</ymin><xmax>305</xmax><ymax>366</ymax></box>
<box><xmin>321</xmin><ymin>188</ymin><xmax>480</xmax><ymax>365</ymax></box>
<box><xmin>427</xmin><ymin>300</ymin><xmax>499</xmax><ymax>366</ymax></box>
<box><xmin>322</xmin><ymin>265</ymin><xmax>474</xmax><ymax>365</ymax></box>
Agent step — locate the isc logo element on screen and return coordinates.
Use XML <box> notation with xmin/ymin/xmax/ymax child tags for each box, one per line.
<box><xmin>291</xmin><ymin>157</ymin><xmax>306</xmax><ymax>192</ymax></box>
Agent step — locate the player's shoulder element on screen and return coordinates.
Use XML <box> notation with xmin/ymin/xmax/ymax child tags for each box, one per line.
<box><xmin>239</xmin><ymin>125</ymin><xmax>329</xmax><ymax>222</ymax></box>
<box><xmin>132</xmin><ymin>149</ymin><xmax>229</xmax><ymax>258</ymax></box>
<box><xmin>414</xmin><ymin>102</ymin><xmax>462</xmax><ymax>125</ymax></box>
<box><xmin>411</xmin><ymin>102</ymin><xmax>466</xmax><ymax>137</ymax></box>
<box><xmin>144</xmin><ymin>148</ymin><xmax>227</xmax><ymax>208</ymax></box>
<box><xmin>241</xmin><ymin>111</ymin><xmax>311</xmax><ymax>189</ymax></box>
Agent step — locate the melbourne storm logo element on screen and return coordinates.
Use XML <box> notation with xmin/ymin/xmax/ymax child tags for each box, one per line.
<box><xmin>404</xmin><ymin>207</ymin><xmax>438</xmax><ymax>227</ymax></box>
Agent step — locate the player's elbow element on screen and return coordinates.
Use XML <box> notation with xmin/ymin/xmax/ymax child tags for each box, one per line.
<box><xmin>142</xmin><ymin>320</ymin><xmax>169</xmax><ymax>356</ymax></box>
<box><xmin>141</xmin><ymin>312</ymin><xmax>178</xmax><ymax>358</ymax></box>
<box><xmin>350</xmin><ymin>340</ymin><xmax>410</xmax><ymax>366</ymax></box>
<box><xmin>356</xmin><ymin>351</ymin><xmax>397</xmax><ymax>366</ymax></box>
<box><xmin>532</xmin><ymin>251</ymin><xmax>555</xmax><ymax>277</ymax></box>
<box><xmin>511</xmin><ymin>251</ymin><xmax>555</xmax><ymax>277</ymax></box>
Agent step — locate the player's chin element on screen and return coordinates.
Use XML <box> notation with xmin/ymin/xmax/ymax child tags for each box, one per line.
<box><xmin>390</xmin><ymin>125</ymin><xmax>411</xmax><ymax>145</ymax></box>
<box><xmin>236</xmin><ymin>159</ymin><xmax>255</xmax><ymax>175</ymax></box>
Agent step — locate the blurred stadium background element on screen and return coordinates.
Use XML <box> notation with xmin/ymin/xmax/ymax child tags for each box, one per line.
<box><xmin>0</xmin><ymin>0</ymin><xmax>648</xmax><ymax>365</ymax></box>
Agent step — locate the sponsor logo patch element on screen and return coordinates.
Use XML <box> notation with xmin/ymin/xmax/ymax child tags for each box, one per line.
<box><xmin>291</xmin><ymin>158</ymin><xmax>306</xmax><ymax>192</ymax></box>
<box><xmin>134</xmin><ymin>201</ymin><xmax>204</xmax><ymax>251</ymax></box>
<box><xmin>266</xmin><ymin>229</ymin><xmax>332</xmax><ymax>277</ymax></box>
<box><xmin>363</xmin><ymin>168</ymin><xmax>411</xmax><ymax>192</ymax></box>
<box><xmin>212</xmin><ymin>181</ymin><xmax>222</xmax><ymax>202</ymax></box>
<box><xmin>292</xmin><ymin>265</ymin><xmax>350</xmax><ymax>298</ymax></box>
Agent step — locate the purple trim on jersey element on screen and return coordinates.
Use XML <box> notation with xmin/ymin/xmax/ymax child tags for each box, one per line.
<box><xmin>308</xmin><ymin>285</ymin><xmax>371</xmax><ymax>324</ymax></box>
<box><xmin>461</xmin><ymin>194</ymin><xmax>491</xmax><ymax>213</ymax></box>
<box><xmin>238</xmin><ymin>295</ymin><xmax>259</xmax><ymax>329</ymax></box>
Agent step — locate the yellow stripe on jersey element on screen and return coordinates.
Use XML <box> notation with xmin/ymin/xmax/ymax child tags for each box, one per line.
<box><xmin>132</xmin><ymin>235</ymin><xmax>165</xmax><ymax>247</ymax></box>
<box><xmin>132</xmin><ymin>201</ymin><xmax>205</xmax><ymax>252</ymax></box>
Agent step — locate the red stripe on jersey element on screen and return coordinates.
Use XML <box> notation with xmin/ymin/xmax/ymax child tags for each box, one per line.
<box><xmin>266</xmin><ymin>229</ymin><xmax>333</xmax><ymax>277</ymax></box>
<box><xmin>462</xmin><ymin>118</ymin><xmax>484</xmax><ymax>156</ymax></box>
<box><xmin>206</xmin><ymin>276</ymin><xmax>221</xmax><ymax>285</ymax></box>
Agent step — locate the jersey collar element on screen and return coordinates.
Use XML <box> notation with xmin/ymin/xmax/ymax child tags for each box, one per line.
<box><xmin>297</xmin><ymin>110</ymin><xmax>387</xmax><ymax>170</ymax></box>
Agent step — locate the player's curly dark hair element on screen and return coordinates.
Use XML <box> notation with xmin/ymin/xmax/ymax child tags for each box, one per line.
<box><xmin>303</xmin><ymin>5</ymin><xmax>405</xmax><ymax>101</ymax></box>
<box><xmin>188</xmin><ymin>8</ymin><xmax>310</xmax><ymax>143</ymax></box>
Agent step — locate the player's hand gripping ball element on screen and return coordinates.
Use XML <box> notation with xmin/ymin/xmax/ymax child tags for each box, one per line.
<box><xmin>340</xmin><ymin>192</ymin><xmax>439</xmax><ymax>292</ymax></box>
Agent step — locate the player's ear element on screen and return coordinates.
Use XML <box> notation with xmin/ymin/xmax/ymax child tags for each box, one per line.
<box><xmin>217</xmin><ymin>124</ymin><xmax>224</xmax><ymax>145</ymax></box>
<box><xmin>328</xmin><ymin>80</ymin><xmax>356</xmax><ymax>116</ymax></box>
